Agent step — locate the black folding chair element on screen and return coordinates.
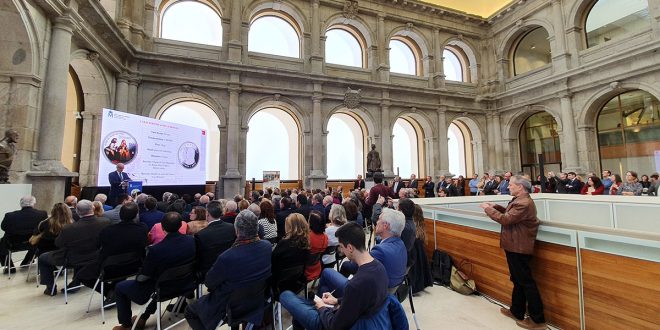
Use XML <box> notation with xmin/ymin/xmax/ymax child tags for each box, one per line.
<box><xmin>131</xmin><ymin>260</ymin><xmax>197</xmax><ymax>330</ymax></box>
<box><xmin>51</xmin><ymin>258</ymin><xmax>92</xmax><ymax>304</ymax></box>
<box><xmin>394</xmin><ymin>266</ymin><xmax>420</xmax><ymax>330</ymax></box>
<box><xmin>304</xmin><ymin>251</ymin><xmax>323</xmax><ymax>291</ymax></box>
<box><xmin>216</xmin><ymin>278</ymin><xmax>269</xmax><ymax>330</ymax></box>
<box><xmin>86</xmin><ymin>251</ymin><xmax>143</xmax><ymax>324</ymax></box>
<box><xmin>3</xmin><ymin>237</ymin><xmax>33</xmax><ymax>279</ymax></box>
<box><xmin>271</xmin><ymin>264</ymin><xmax>305</xmax><ymax>330</ymax></box>
<box><xmin>320</xmin><ymin>245</ymin><xmax>338</xmax><ymax>269</ymax></box>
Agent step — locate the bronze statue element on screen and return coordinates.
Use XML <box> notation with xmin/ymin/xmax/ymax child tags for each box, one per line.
<box><xmin>0</xmin><ymin>129</ymin><xmax>18</xmax><ymax>184</ymax></box>
<box><xmin>366</xmin><ymin>143</ymin><xmax>381</xmax><ymax>174</ymax></box>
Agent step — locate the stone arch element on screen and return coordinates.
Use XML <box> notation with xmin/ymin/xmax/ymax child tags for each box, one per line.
<box><xmin>441</xmin><ymin>38</ymin><xmax>480</xmax><ymax>83</ymax></box>
<box><xmin>504</xmin><ymin>105</ymin><xmax>562</xmax><ymax>141</ymax></box>
<box><xmin>449</xmin><ymin>115</ymin><xmax>487</xmax><ymax>176</ymax></box>
<box><xmin>568</xmin><ymin>0</ymin><xmax>596</xmax><ymax>34</ymax></box>
<box><xmin>578</xmin><ymin>82</ymin><xmax>660</xmax><ymax>128</ymax></box>
<box><xmin>322</xmin><ymin>13</ymin><xmax>375</xmax><ymax>51</ymax></box>
<box><xmin>69</xmin><ymin>50</ymin><xmax>113</xmax><ymax>112</ymax></box>
<box><xmin>154</xmin><ymin>0</ymin><xmax>226</xmax><ymax>39</ymax></box>
<box><xmin>245</xmin><ymin>0</ymin><xmax>309</xmax><ymax>33</ymax></box>
<box><xmin>145</xmin><ymin>87</ymin><xmax>226</xmax><ymax>125</ymax></box>
<box><xmin>391</xmin><ymin>110</ymin><xmax>436</xmax><ymax>138</ymax></box>
<box><xmin>497</xmin><ymin>19</ymin><xmax>555</xmax><ymax>60</ymax></box>
<box><xmin>242</xmin><ymin>96</ymin><xmax>309</xmax><ymax>133</ymax></box>
<box><xmin>388</xmin><ymin>26</ymin><xmax>431</xmax><ymax>76</ymax></box>
<box><xmin>1</xmin><ymin>0</ymin><xmax>38</xmax><ymax>75</ymax></box>
<box><xmin>323</xmin><ymin>105</ymin><xmax>375</xmax><ymax>137</ymax></box>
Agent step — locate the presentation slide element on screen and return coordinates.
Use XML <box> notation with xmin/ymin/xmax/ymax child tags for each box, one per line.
<box><xmin>97</xmin><ymin>108</ymin><xmax>206</xmax><ymax>186</ymax></box>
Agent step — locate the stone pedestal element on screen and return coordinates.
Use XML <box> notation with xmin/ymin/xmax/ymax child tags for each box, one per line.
<box><xmin>308</xmin><ymin>172</ymin><xmax>327</xmax><ymax>190</ymax></box>
<box><xmin>222</xmin><ymin>174</ymin><xmax>243</xmax><ymax>199</ymax></box>
<box><xmin>0</xmin><ymin>184</ymin><xmax>32</xmax><ymax>236</ymax></box>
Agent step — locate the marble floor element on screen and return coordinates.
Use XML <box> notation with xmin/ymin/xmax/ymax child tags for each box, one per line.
<box><xmin>0</xmin><ymin>256</ymin><xmax>526</xmax><ymax>330</ymax></box>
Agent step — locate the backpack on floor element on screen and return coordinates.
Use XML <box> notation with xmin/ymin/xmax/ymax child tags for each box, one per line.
<box><xmin>431</xmin><ymin>250</ymin><xmax>453</xmax><ymax>286</ymax></box>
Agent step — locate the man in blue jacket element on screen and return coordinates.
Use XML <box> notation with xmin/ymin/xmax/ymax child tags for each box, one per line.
<box><xmin>108</xmin><ymin>163</ymin><xmax>131</xmax><ymax>206</ymax></box>
<box><xmin>112</xmin><ymin>212</ymin><xmax>195</xmax><ymax>330</ymax></box>
<box><xmin>185</xmin><ymin>210</ymin><xmax>272</xmax><ymax>330</ymax></box>
<box><xmin>317</xmin><ymin>208</ymin><xmax>407</xmax><ymax>297</ymax></box>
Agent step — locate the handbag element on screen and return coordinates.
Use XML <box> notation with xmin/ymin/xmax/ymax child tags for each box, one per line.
<box><xmin>28</xmin><ymin>233</ymin><xmax>43</xmax><ymax>246</ymax></box>
<box><xmin>450</xmin><ymin>259</ymin><xmax>476</xmax><ymax>295</ymax></box>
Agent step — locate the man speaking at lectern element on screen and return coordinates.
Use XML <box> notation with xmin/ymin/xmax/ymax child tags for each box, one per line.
<box><xmin>109</xmin><ymin>163</ymin><xmax>131</xmax><ymax>206</ymax></box>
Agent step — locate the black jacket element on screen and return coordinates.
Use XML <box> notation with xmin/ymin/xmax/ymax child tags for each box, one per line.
<box><xmin>194</xmin><ymin>220</ymin><xmax>237</xmax><ymax>277</ymax></box>
<box><xmin>53</xmin><ymin>215</ymin><xmax>111</xmax><ymax>265</ymax></box>
<box><xmin>276</xmin><ymin>207</ymin><xmax>297</xmax><ymax>239</ymax></box>
<box><xmin>1</xmin><ymin>207</ymin><xmax>47</xmax><ymax>241</ymax></box>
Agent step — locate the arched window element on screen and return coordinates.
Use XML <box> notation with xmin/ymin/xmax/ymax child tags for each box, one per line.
<box><xmin>325</xmin><ymin>27</ymin><xmax>364</xmax><ymax>68</ymax></box>
<box><xmin>248</xmin><ymin>14</ymin><xmax>300</xmax><ymax>58</ymax></box>
<box><xmin>161</xmin><ymin>1</ymin><xmax>222</xmax><ymax>46</ymax></box>
<box><xmin>519</xmin><ymin>112</ymin><xmax>561</xmax><ymax>179</ymax></box>
<box><xmin>512</xmin><ymin>27</ymin><xmax>551</xmax><ymax>76</ymax></box>
<box><xmin>159</xmin><ymin>101</ymin><xmax>221</xmax><ymax>181</ymax></box>
<box><xmin>392</xmin><ymin>118</ymin><xmax>419</xmax><ymax>178</ymax></box>
<box><xmin>585</xmin><ymin>0</ymin><xmax>650</xmax><ymax>48</ymax></box>
<box><xmin>448</xmin><ymin>123</ymin><xmax>466</xmax><ymax>177</ymax></box>
<box><xmin>443</xmin><ymin>49</ymin><xmax>464</xmax><ymax>82</ymax></box>
<box><xmin>246</xmin><ymin>108</ymin><xmax>299</xmax><ymax>180</ymax></box>
<box><xmin>389</xmin><ymin>38</ymin><xmax>418</xmax><ymax>75</ymax></box>
<box><xmin>327</xmin><ymin>113</ymin><xmax>365</xmax><ymax>179</ymax></box>
<box><xmin>62</xmin><ymin>68</ymin><xmax>83</xmax><ymax>174</ymax></box>
<box><xmin>597</xmin><ymin>90</ymin><xmax>660</xmax><ymax>175</ymax></box>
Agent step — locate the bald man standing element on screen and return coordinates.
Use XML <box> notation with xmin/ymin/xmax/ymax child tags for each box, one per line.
<box><xmin>108</xmin><ymin>163</ymin><xmax>131</xmax><ymax>206</ymax></box>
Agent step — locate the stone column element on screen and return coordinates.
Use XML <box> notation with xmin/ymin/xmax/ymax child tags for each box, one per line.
<box><xmin>30</xmin><ymin>12</ymin><xmax>78</xmax><ymax>210</ymax></box>
<box><xmin>486</xmin><ymin>114</ymin><xmax>496</xmax><ymax>171</ymax></box>
<box><xmin>223</xmin><ymin>78</ymin><xmax>242</xmax><ymax>197</ymax></box>
<box><xmin>493</xmin><ymin>113</ymin><xmax>504</xmax><ymax>171</ymax></box>
<box><xmin>127</xmin><ymin>77</ymin><xmax>139</xmax><ymax>114</ymax></box>
<box><xmin>376</xmin><ymin>14</ymin><xmax>389</xmax><ymax>82</ymax></box>
<box><xmin>309</xmin><ymin>85</ymin><xmax>327</xmax><ymax>188</ymax></box>
<box><xmin>130</xmin><ymin>0</ymin><xmax>146</xmax><ymax>49</ymax></box>
<box><xmin>432</xmin><ymin>29</ymin><xmax>445</xmax><ymax>88</ymax></box>
<box><xmin>380</xmin><ymin>92</ymin><xmax>394</xmax><ymax>178</ymax></box>
<box><xmin>471</xmin><ymin>140</ymin><xmax>485</xmax><ymax>177</ymax></box>
<box><xmin>559</xmin><ymin>93</ymin><xmax>582</xmax><ymax>173</ymax></box>
<box><xmin>436</xmin><ymin>108</ymin><xmax>451</xmax><ymax>177</ymax></box>
<box><xmin>550</xmin><ymin>0</ymin><xmax>571</xmax><ymax>71</ymax></box>
<box><xmin>227</xmin><ymin>0</ymin><xmax>242</xmax><ymax>62</ymax></box>
<box><xmin>310</xmin><ymin>0</ymin><xmax>323</xmax><ymax>73</ymax></box>
<box><xmin>114</xmin><ymin>73</ymin><xmax>129</xmax><ymax>111</ymax></box>
<box><xmin>649</xmin><ymin>0</ymin><xmax>660</xmax><ymax>38</ymax></box>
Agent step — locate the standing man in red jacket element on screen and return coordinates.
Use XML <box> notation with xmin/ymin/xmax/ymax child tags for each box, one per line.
<box><xmin>480</xmin><ymin>175</ymin><xmax>546</xmax><ymax>330</ymax></box>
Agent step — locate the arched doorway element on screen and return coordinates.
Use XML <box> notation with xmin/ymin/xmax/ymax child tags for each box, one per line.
<box><xmin>392</xmin><ymin>118</ymin><xmax>421</xmax><ymax>178</ymax></box>
<box><xmin>246</xmin><ymin>107</ymin><xmax>300</xmax><ymax>180</ymax></box>
<box><xmin>61</xmin><ymin>67</ymin><xmax>84</xmax><ymax>179</ymax></box>
<box><xmin>326</xmin><ymin>113</ymin><xmax>366</xmax><ymax>179</ymax></box>
<box><xmin>519</xmin><ymin>112</ymin><xmax>562</xmax><ymax>179</ymax></box>
<box><xmin>158</xmin><ymin>101</ymin><xmax>221</xmax><ymax>181</ymax></box>
<box><xmin>448</xmin><ymin>121</ymin><xmax>474</xmax><ymax>177</ymax></box>
<box><xmin>597</xmin><ymin>90</ymin><xmax>660</xmax><ymax>175</ymax></box>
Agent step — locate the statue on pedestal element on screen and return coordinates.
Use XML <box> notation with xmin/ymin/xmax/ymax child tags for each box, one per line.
<box><xmin>0</xmin><ymin>129</ymin><xmax>18</xmax><ymax>184</ymax></box>
<box><xmin>366</xmin><ymin>144</ymin><xmax>382</xmax><ymax>179</ymax></box>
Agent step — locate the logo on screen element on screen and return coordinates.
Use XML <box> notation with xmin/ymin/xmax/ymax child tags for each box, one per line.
<box><xmin>178</xmin><ymin>142</ymin><xmax>200</xmax><ymax>169</ymax></box>
<box><xmin>102</xmin><ymin>131</ymin><xmax>138</xmax><ymax>164</ymax></box>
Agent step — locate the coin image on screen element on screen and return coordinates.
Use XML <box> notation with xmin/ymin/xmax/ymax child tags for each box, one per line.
<box><xmin>178</xmin><ymin>142</ymin><xmax>200</xmax><ymax>169</ymax></box>
<box><xmin>102</xmin><ymin>131</ymin><xmax>138</xmax><ymax>164</ymax></box>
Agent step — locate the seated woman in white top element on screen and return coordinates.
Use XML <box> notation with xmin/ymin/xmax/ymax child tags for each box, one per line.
<box><xmin>322</xmin><ymin>204</ymin><xmax>347</xmax><ymax>265</ymax></box>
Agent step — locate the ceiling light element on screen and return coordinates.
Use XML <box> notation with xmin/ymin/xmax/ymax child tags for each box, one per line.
<box><xmin>530</xmin><ymin>44</ymin><xmax>536</xmax><ymax>50</ymax></box>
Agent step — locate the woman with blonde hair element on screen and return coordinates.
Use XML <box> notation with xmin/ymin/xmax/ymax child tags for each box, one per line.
<box><xmin>30</xmin><ymin>203</ymin><xmax>73</xmax><ymax>254</ymax></box>
<box><xmin>271</xmin><ymin>213</ymin><xmax>310</xmax><ymax>293</ymax></box>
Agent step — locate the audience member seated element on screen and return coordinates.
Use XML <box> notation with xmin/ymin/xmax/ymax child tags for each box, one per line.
<box><xmin>156</xmin><ymin>192</ymin><xmax>172</xmax><ymax>213</ymax></box>
<box><xmin>112</xmin><ymin>212</ymin><xmax>196</xmax><ymax>330</ymax></box>
<box><xmin>272</xmin><ymin>213</ymin><xmax>310</xmax><ymax>293</ymax></box>
<box><xmin>139</xmin><ymin>197</ymin><xmax>164</xmax><ymax>230</ymax></box>
<box><xmin>305</xmin><ymin>211</ymin><xmax>328</xmax><ymax>281</ymax></box>
<box><xmin>92</xmin><ymin>201</ymin><xmax>113</xmax><ymax>223</ymax></box>
<box><xmin>38</xmin><ymin>200</ymin><xmax>111</xmax><ymax>295</ymax></box>
<box><xmin>104</xmin><ymin>194</ymin><xmax>133</xmax><ymax>223</ymax></box>
<box><xmin>609</xmin><ymin>174</ymin><xmax>623</xmax><ymax>195</ymax></box>
<box><xmin>197</xmin><ymin>195</ymin><xmax>210</xmax><ymax>208</ymax></box>
<box><xmin>322</xmin><ymin>205</ymin><xmax>346</xmax><ymax>266</ymax></box>
<box><xmin>397</xmin><ymin>198</ymin><xmax>417</xmax><ymax>266</ymax></box>
<box><xmin>296</xmin><ymin>194</ymin><xmax>312</xmax><ymax>220</ymax></box>
<box><xmin>78</xmin><ymin>202</ymin><xmax>148</xmax><ymax>304</ymax></box>
<box><xmin>280</xmin><ymin>222</ymin><xmax>389</xmax><ymax>330</ymax></box>
<box><xmin>0</xmin><ymin>196</ymin><xmax>48</xmax><ymax>272</ymax></box>
<box><xmin>276</xmin><ymin>197</ymin><xmax>297</xmax><ymax>239</ymax></box>
<box><xmin>618</xmin><ymin>171</ymin><xmax>643</xmax><ymax>196</ymax></box>
<box><xmin>29</xmin><ymin>203</ymin><xmax>73</xmax><ymax>256</ymax></box>
<box><xmin>95</xmin><ymin>193</ymin><xmax>113</xmax><ymax>212</ymax></box>
<box><xmin>186</xmin><ymin>206</ymin><xmax>208</xmax><ymax>235</ymax></box>
<box><xmin>247</xmin><ymin>202</ymin><xmax>261</xmax><ymax>218</ymax></box>
<box><xmin>64</xmin><ymin>195</ymin><xmax>80</xmax><ymax>222</ymax></box>
<box><xmin>257</xmin><ymin>200</ymin><xmax>278</xmax><ymax>242</ymax></box>
<box><xmin>310</xmin><ymin>194</ymin><xmax>325</xmax><ymax>221</ymax></box>
<box><xmin>221</xmin><ymin>201</ymin><xmax>238</xmax><ymax>224</ymax></box>
<box><xmin>194</xmin><ymin>201</ymin><xmax>236</xmax><ymax>278</ymax></box>
<box><xmin>322</xmin><ymin>196</ymin><xmax>334</xmax><ymax>222</ymax></box>
<box><xmin>238</xmin><ymin>199</ymin><xmax>249</xmax><ymax>212</ymax></box>
<box><xmin>342</xmin><ymin>199</ymin><xmax>363</xmax><ymax>227</ymax></box>
<box><xmin>185</xmin><ymin>210</ymin><xmax>272</xmax><ymax>330</ymax></box>
<box><xmin>148</xmin><ymin>216</ymin><xmax>188</xmax><ymax>246</ymax></box>
<box><xmin>410</xmin><ymin>205</ymin><xmax>433</xmax><ymax>294</ymax></box>
<box><xmin>321</xmin><ymin>208</ymin><xmax>407</xmax><ymax>297</ymax></box>
<box><xmin>580</xmin><ymin>176</ymin><xmax>605</xmax><ymax>195</ymax></box>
